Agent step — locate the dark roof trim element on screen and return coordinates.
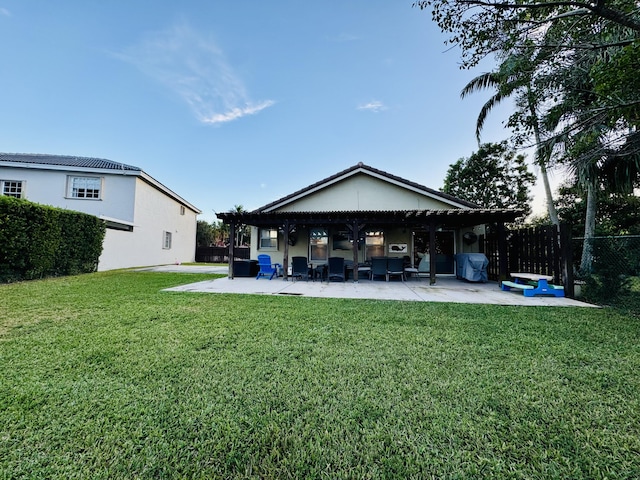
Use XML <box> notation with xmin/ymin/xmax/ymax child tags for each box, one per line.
<box><xmin>217</xmin><ymin>208</ymin><xmax>523</xmax><ymax>229</ymax></box>
<box><xmin>0</xmin><ymin>153</ymin><xmax>141</xmax><ymax>171</ymax></box>
<box><xmin>255</xmin><ymin>162</ymin><xmax>479</xmax><ymax>212</ymax></box>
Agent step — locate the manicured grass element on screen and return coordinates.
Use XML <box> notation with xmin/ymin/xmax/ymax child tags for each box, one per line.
<box><xmin>1</xmin><ymin>271</ymin><xmax>639</xmax><ymax>479</ymax></box>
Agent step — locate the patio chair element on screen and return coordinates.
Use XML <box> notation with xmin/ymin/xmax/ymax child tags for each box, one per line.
<box><xmin>370</xmin><ymin>256</ymin><xmax>387</xmax><ymax>281</ymax></box>
<box><xmin>386</xmin><ymin>257</ymin><xmax>405</xmax><ymax>282</ymax></box>
<box><xmin>328</xmin><ymin>257</ymin><xmax>345</xmax><ymax>282</ymax></box>
<box><xmin>256</xmin><ymin>254</ymin><xmax>280</xmax><ymax>280</ymax></box>
<box><xmin>291</xmin><ymin>256</ymin><xmax>310</xmax><ymax>281</ymax></box>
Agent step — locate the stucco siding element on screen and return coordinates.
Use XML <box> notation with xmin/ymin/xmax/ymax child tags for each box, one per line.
<box><xmin>276</xmin><ymin>174</ymin><xmax>454</xmax><ymax>212</ymax></box>
<box><xmin>0</xmin><ymin>166</ymin><xmax>137</xmax><ymax>221</ymax></box>
<box><xmin>98</xmin><ymin>178</ymin><xmax>196</xmax><ymax>270</ymax></box>
<box><xmin>1</xmin><ymin>164</ymin><xmax>197</xmax><ymax>271</ymax></box>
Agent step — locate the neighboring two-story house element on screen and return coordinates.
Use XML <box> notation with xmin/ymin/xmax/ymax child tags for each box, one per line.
<box><xmin>0</xmin><ymin>153</ymin><xmax>200</xmax><ymax>271</ymax></box>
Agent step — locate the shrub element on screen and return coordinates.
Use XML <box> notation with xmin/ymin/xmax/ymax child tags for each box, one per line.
<box><xmin>0</xmin><ymin>196</ymin><xmax>105</xmax><ymax>282</ymax></box>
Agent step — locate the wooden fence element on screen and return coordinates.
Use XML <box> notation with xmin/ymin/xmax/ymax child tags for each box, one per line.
<box><xmin>195</xmin><ymin>246</ymin><xmax>249</xmax><ymax>263</ymax></box>
<box><xmin>483</xmin><ymin>223</ymin><xmax>574</xmax><ymax>296</ymax></box>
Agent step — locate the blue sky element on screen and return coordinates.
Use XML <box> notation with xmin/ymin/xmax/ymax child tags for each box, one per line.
<box><xmin>0</xmin><ymin>1</ymin><xmax>549</xmax><ymax>223</ymax></box>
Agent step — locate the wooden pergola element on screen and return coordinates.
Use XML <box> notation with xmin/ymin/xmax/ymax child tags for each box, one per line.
<box><xmin>217</xmin><ymin>208</ymin><xmax>523</xmax><ymax>284</ymax></box>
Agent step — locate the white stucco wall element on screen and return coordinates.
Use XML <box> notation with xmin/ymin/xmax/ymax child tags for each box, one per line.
<box><xmin>98</xmin><ymin>177</ymin><xmax>197</xmax><ymax>270</ymax></box>
<box><xmin>0</xmin><ymin>166</ymin><xmax>137</xmax><ymax>221</ymax></box>
<box><xmin>1</xmin><ymin>164</ymin><xmax>198</xmax><ymax>271</ymax></box>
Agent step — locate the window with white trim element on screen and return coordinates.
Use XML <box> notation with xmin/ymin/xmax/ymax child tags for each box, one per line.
<box><xmin>1</xmin><ymin>180</ymin><xmax>24</xmax><ymax>198</ymax></box>
<box><xmin>309</xmin><ymin>228</ymin><xmax>328</xmax><ymax>262</ymax></box>
<box><xmin>180</xmin><ymin>205</ymin><xmax>186</xmax><ymax>215</ymax></box>
<box><xmin>163</xmin><ymin>231</ymin><xmax>172</xmax><ymax>249</ymax></box>
<box><xmin>67</xmin><ymin>176</ymin><xmax>101</xmax><ymax>199</ymax></box>
<box><xmin>365</xmin><ymin>231</ymin><xmax>385</xmax><ymax>261</ymax></box>
<box><xmin>259</xmin><ymin>228</ymin><xmax>278</xmax><ymax>250</ymax></box>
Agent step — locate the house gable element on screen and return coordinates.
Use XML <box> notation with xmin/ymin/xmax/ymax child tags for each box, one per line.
<box><xmin>259</xmin><ymin>163</ymin><xmax>477</xmax><ymax>213</ymax></box>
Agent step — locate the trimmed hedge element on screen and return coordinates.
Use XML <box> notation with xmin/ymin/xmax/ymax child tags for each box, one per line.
<box><xmin>0</xmin><ymin>196</ymin><xmax>106</xmax><ymax>282</ymax></box>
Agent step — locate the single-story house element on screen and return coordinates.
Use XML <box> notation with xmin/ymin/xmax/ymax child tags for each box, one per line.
<box><xmin>0</xmin><ymin>153</ymin><xmax>201</xmax><ymax>270</ymax></box>
<box><xmin>217</xmin><ymin>163</ymin><xmax>522</xmax><ymax>283</ymax></box>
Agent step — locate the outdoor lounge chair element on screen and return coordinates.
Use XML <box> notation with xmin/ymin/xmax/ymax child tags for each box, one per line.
<box><xmin>291</xmin><ymin>256</ymin><xmax>310</xmax><ymax>281</ymax></box>
<box><xmin>370</xmin><ymin>257</ymin><xmax>387</xmax><ymax>281</ymax></box>
<box><xmin>328</xmin><ymin>257</ymin><xmax>345</xmax><ymax>282</ymax></box>
<box><xmin>256</xmin><ymin>254</ymin><xmax>280</xmax><ymax>280</ymax></box>
<box><xmin>386</xmin><ymin>257</ymin><xmax>405</xmax><ymax>282</ymax></box>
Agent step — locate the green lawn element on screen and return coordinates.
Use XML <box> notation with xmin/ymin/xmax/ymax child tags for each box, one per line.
<box><xmin>1</xmin><ymin>271</ymin><xmax>639</xmax><ymax>479</ymax></box>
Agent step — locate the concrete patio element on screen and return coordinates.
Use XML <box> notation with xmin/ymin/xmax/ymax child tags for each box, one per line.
<box><xmin>145</xmin><ymin>265</ymin><xmax>595</xmax><ymax>307</ymax></box>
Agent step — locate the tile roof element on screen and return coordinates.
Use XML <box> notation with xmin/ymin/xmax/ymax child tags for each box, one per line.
<box><xmin>0</xmin><ymin>153</ymin><xmax>141</xmax><ymax>171</ymax></box>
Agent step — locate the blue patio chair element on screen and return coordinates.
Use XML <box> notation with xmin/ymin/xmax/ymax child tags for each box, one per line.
<box><xmin>370</xmin><ymin>256</ymin><xmax>387</xmax><ymax>281</ymax></box>
<box><xmin>386</xmin><ymin>257</ymin><xmax>405</xmax><ymax>282</ymax></box>
<box><xmin>256</xmin><ymin>254</ymin><xmax>280</xmax><ymax>280</ymax></box>
<box><xmin>291</xmin><ymin>256</ymin><xmax>310</xmax><ymax>281</ymax></box>
<box><xmin>328</xmin><ymin>257</ymin><xmax>345</xmax><ymax>282</ymax></box>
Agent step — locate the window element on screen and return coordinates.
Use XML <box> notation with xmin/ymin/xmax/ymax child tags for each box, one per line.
<box><xmin>1</xmin><ymin>180</ymin><xmax>24</xmax><ymax>198</ymax></box>
<box><xmin>180</xmin><ymin>205</ymin><xmax>186</xmax><ymax>215</ymax></box>
<box><xmin>309</xmin><ymin>228</ymin><xmax>328</xmax><ymax>262</ymax></box>
<box><xmin>67</xmin><ymin>176</ymin><xmax>101</xmax><ymax>199</ymax></box>
<box><xmin>259</xmin><ymin>228</ymin><xmax>278</xmax><ymax>249</ymax></box>
<box><xmin>163</xmin><ymin>231</ymin><xmax>172</xmax><ymax>249</ymax></box>
<box><xmin>365</xmin><ymin>231</ymin><xmax>385</xmax><ymax>261</ymax></box>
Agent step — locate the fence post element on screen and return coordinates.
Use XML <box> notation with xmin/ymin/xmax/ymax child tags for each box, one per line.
<box><xmin>497</xmin><ymin>222</ymin><xmax>508</xmax><ymax>283</ymax></box>
<box><xmin>560</xmin><ymin>223</ymin><xmax>574</xmax><ymax>298</ymax></box>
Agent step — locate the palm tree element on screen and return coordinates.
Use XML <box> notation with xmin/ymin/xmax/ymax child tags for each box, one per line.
<box><xmin>231</xmin><ymin>204</ymin><xmax>249</xmax><ymax>247</ymax></box>
<box><xmin>460</xmin><ymin>53</ymin><xmax>560</xmax><ymax>226</ymax></box>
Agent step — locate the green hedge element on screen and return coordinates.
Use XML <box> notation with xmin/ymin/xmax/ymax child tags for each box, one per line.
<box><xmin>0</xmin><ymin>196</ymin><xmax>106</xmax><ymax>282</ymax></box>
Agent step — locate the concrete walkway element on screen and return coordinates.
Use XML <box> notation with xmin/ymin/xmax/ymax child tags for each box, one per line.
<box><xmin>146</xmin><ymin>265</ymin><xmax>595</xmax><ymax>308</ymax></box>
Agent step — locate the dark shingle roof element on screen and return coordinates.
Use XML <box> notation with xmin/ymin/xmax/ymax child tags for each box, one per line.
<box><xmin>0</xmin><ymin>153</ymin><xmax>141</xmax><ymax>171</ymax></box>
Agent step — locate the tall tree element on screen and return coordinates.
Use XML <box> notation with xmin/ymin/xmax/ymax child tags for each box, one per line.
<box><xmin>460</xmin><ymin>52</ymin><xmax>560</xmax><ymax>225</ymax></box>
<box><xmin>417</xmin><ymin>0</ymin><xmax>640</xmax><ymax>271</ymax></box>
<box><xmin>442</xmin><ymin>142</ymin><xmax>536</xmax><ymax>219</ymax></box>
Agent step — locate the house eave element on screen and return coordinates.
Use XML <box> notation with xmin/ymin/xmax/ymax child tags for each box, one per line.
<box><xmin>217</xmin><ymin>208</ymin><xmax>523</xmax><ymax>229</ymax></box>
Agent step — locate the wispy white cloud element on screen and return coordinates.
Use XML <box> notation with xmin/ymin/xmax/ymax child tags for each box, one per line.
<box><xmin>0</xmin><ymin>7</ymin><xmax>11</xmax><ymax>17</ymax></box>
<box><xmin>357</xmin><ymin>100</ymin><xmax>387</xmax><ymax>113</ymax></box>
<box><xmin>114</xmin><ymin>21</ymin><xmax>274</xmax><ymax>125</ymax></box>
<box><xmin>330</xmin><ymin>33</ymin><xmax>359</xmax><ymax>42</ymax></box>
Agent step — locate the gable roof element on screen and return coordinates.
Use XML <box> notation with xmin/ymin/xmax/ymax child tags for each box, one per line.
<box><xmin>0</xmin><ymin>153</ymin><xmax>141</xmax><ymax>172</ymax></box>
<box><xmin>256</xmin><ymin>162</ymin><xmax>479</xmax><ymax>213</ymax></box>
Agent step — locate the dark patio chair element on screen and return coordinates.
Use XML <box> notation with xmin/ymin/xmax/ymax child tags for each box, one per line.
<box><xmin>328</xmin><ymin>257</ymin><xmax>345</xmax><ymax>282</ymax></box>
<box><xmin>291</xmin><ymin>256</ymin><xmax>310</xmax><ymax>281</ymax></box>
<box><xmin>386</xmin><ymin>257</ymin><xmax>405</xmax><ymax>282</ymax></box>
<box><xmin>256</xmin><ymin>254</ymin><xmax>280</xmax><ymax>280</ymax></box>
<box><xmin>370</xmin><ymin>257</ymin><xmax>387</xmax><ymax>281</ymax></box>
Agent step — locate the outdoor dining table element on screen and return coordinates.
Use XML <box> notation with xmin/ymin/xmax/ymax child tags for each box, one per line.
<box><xmin>501</xmin><ymin>272</ymin><xmax>565</xmax><ymax>297</ymax></box>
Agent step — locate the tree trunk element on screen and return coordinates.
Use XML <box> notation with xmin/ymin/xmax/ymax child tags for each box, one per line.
<box><xmin>530</xmin><ymin>93</ymin><xmax>559</xmax><ymax>226</ymax></box>
<box><xmin>579</xmin><ymin>182</ymin><xmax>597</xmax><ymax>275</ymax></box>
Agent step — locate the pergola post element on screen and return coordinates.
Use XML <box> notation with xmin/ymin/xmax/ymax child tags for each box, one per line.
<box><xmin>429</xmin><ymin>220</ymin><xmax>437</xmax><ymax>285</ymax></box>
<box><xmin>228</xmin><ymin>222</ymin><xmax>236</xmax><ymax>279</ymax></box>
<box><xmin>351</xmin><ymin>220</ymin><xmax>359</xmax><ymax>282</ymax></box>
<box><xmin>282</xmin><ymin>221</ymin><xmax>290</xmax><ymax>280</ymax></box>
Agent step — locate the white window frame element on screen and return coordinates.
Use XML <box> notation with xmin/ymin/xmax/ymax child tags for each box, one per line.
<box><xmin>67</xmin><ymin>176</ymin><xmax>102</xmax><ymax>199</ymax></box>
<box><xmin>259</xmin><ymin>228</ymin><xmax>278</xmax><ymax>250</ymax></box>
<box><xmin>309</xmin><ymin>228</ymin><xmax>329</xmax><ymax>262</ymax></box>
<box><xmin>180</xmin><ymin>205</ymin><xmax>186</xmax><ymax>215</ymax></box>
<box><xmin>163</xmin><ymin>231</ymin><xmax>172</xmax><ymax>250</ymax></box>
<box><xmin>1</xmin><ymin>180</ymin><xmax>24</xmax><ymax>198</ymax></box>
<box><xmin>365</xmin><ymin>231</ymin><xmax>385</xmax><ymax>261</ymax></box>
